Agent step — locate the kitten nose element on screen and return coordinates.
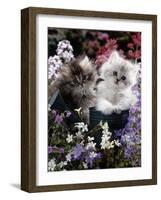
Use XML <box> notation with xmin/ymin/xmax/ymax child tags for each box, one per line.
<box><xmin>115</xmin><ymin>79</ymin><xmax>120</xmax><ymax>84</ymax></box>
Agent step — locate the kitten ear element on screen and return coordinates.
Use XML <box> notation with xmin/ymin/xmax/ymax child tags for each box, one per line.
<box><xmin>79</xmin><ymin>56</ymin><xmax>93</xmax><ymax>71</ymax></box>
<box><xmin>80</xmin><ymin>56</ymin><xmax>90</xmax><ymax>66</ymax></box>
<box><xmin>99</xmin><ymin>51</ymin><xmax>120</xmax><ymax>77</ymax></box>
<box><xmin>108</xmin><ymin>51</ymin><xmax>121</xmax><ymax>64</ymax></box>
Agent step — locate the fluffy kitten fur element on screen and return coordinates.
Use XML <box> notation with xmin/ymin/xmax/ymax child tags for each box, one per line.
<box><xmin>49</xmin><ymin>56</ymin><xmax>98</xmax><ymax>122</ymax></box>
<box><xmin>96</xmin><ymin>51</ymin><xmax>138</xmax><ymax>115</ymax></box>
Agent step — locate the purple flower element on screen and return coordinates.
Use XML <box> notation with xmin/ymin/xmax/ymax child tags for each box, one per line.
<box><xmin>55</xmin><ymin>114</ymin><xmax>63</xmax><ymax>124</ymax></box>
<box><xmin>85</xmin><ymin>152</ymin><xmax>101</xmax><ymax>168</ymax></box>
<box><xmin>113</xmin><ymin>68</ymin><xmax>141</xmax><ymax>166</ymax></box>
<box><xmin>52</xmin><ymin>110</ymin><xmax>57</xmax><ymax>117</ymax></box>
<box><xmin>71</xmin><ymin>144</ymin><xmax>85</xmax><ymax>160</ymax></box>
<box><xmin>52</xmin><ymin>147</ymin><xmax>64</xmax><ymax>153</ymax></box>
<box><xmin>114</xmin><ymin>128</ymin><xmax>125</xmax><ymax>138</ymax></box>
<box><xmin>124</xmin><ymin>146</ymin><xmax>133</xmax><ymax>159</ymax></box>
<box><xmin>48</xmin><ymin>146</ymin><xmax>64</xmax><ymax>154</ymax></box>
<box><xmin>64</xmin><ymin>111</ymin><xmax>71</xmax><ymax>118</ymax></box>
<box><xmin>136</xmin><ymin>122</ymin><xmax>141</xmax><ymax>131</ymax></box>
<box><xmin>48</xmin><ymin>146</ymin><xmax>53</xmax><ymax>154</ymax></box>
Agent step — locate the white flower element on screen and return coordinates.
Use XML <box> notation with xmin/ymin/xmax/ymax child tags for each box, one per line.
<box><xmin>76</xmin><ymin>131</ymin><xmax>84</xmax><ymax>139</ymax></box>
<box><xmin>101</xmin><ymin>122</ymin><xmax>109</xmax><ymax>131</ymax></box>
<box><xmin>101</xmin><ymin>122</ymin><xmax>112</xmax><ymax>138</ymax></box>
<box><xmin>100</xmin><ymin>121</ymin><xmax>109</xmax><ymax>132</ymax></box>
<box><xmin>48</xmin><ymin>158</ymin><xmax>56</xmax><ymax>171</ymax></box>
<box><xmin>87</xmin><ymin>136</ymin><xmax>94</xmax><ymax>142</ymax></box>
<box><xmin>100</xmin><ymin>128</ymin><xmax>115</xmax><ymax>150</ymax></box>
<box><xmin>48</xmin><ymin>104</ymin><xmax>51</xmax><ymax>111</ymax></box>
<box><xmin>82</xmin><ymin>162</ymin><xmax>88</xmax><ymax>169</ymax></box>
<box><xmin>114</xmin><ymin>139</ymin><xmax>121</xmax><ymax>147</ymax></box>
<box><xmin>66</xmin><ymin>153</ymin><xmax>72</xmax><ymax>162</ymax></box>
<box><xmin>74</xmin><ymin>107</ymin><xmax>82</xmax><ymax>113</ymax></box>
<box><xmin>57</xmin><ymin>161</ymin><xmax>67</xmax><ymax>169</ymax></box>
<box><xmin>74</xmin><ymin>122</ymin><xmax>88</xmax><ymax>132</ymax></box>
<box><xmin>101</xmin><ymin>140</ymin><xmax>114</xmax><ymax>150</ymax></box>
<box><xmin>99</xmin><ymin>120</ymin><xmax>103</xmax><ymax>126</ymax></box>
<box><xmin>83</xmin><ymin>124</ymin><xmax>88</xmax><ymax>132</ymax></box>
<box><xmin>66</xmin><ymin>134</ymin><xmax>73</xmax><ymax>143</ymax></box>
<box><xmin>86</xmin><ymin>141</ymin><xmax>96</xmax><ymax>150</ymax></box>
<box><xmin>63</xmin><ymin>161</ymin><xmax>67</xmax><ymax>166</ymax></box>
<box><xmin>74</xmin><ymin>107</ymin><xmax>82</xmax><ymax>116</ymax></box>
<box><xmin>58</xmin><ymin>161</ymin><xmax>64</xmax><ymax>169</ymax></box>
<box><xmin>89</xmin><ymin>151</ymin><xmax>97</xmax><ymax>158</ymax></box>
<box><xmin>102</xmin><ymin>130</ymin><xmax>112</xmax><ymax>137</ymax></box>
<box><xmin>75</xmin><ymin>122</ymin><xmax>84</xmax><ymax>129</ymax></box>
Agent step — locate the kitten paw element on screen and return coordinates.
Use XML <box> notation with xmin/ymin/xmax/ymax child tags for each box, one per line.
<box><xmin>96</xmin><ymin>99</ymin><xmax>114</xmax><ymax>115</ymax></box>
<box><xmin>113</xmin><ymin>106</ymin><xmax>122</xmax><ymax>114</ymax></box>
<box><xmin>102</xmin><ymin>108</ymin><xmax>114</xmax><ymax>115</ymax></box>
<box><xmin>96</xmin><ymin>105</ymin><xmax>113</xmax><ymax>115</ymax></box>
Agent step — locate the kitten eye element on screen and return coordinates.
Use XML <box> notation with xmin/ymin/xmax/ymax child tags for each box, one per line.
<box><xmin>113</xmin><ymin>71</ymin><xmax>118</xmax><ymax>76</ymax></box>
<box><xmin>69</xmin><ymin>82</ymin><xmax>75</xmax><ymax>87</ymax></box>
<box><xmin>83</xmin><ymin>75</ymin><xmax>87</xmax><ymax>80</ymax></box>
<box><xmin>86</xmin><ymin>73</ymin><xmax>92</xmax><ymax>80</ymax></box>
<box><xmin>121</xmin><ymin>76</ymin><xmax>126</xmax><ymax>80</ymax></box>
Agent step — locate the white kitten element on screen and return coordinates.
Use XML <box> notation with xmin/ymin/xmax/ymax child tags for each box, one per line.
<box><xmin>96</xmin><ymin>51</ymin><xmax>138</xmax><ymax>115</ymax></box>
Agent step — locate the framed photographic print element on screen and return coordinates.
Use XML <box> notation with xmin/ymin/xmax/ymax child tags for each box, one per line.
<box><xmin>21</xmin><ymin>7</ymin><xmax>157</xmax><ymax>192</ymax></box>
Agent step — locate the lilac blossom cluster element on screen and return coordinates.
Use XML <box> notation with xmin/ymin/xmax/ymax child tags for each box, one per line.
<box><xmin>56</xmin><ymin>40</ymin><xmax>74</xmax><ymax>63</ymax></box>
<box><xmin>48</xmin><ymin>55</ymin><xmax>63</xmax><ymax>80</ymax></box>
<box><xmin>114</xmin><ymin>64</ymin><xmax>141</xmax><ymax>166</ymax></box>
<box><xmin>48</xmin><ymin>40</ymin><xmax>74</xmax><ymax>80</ymax></box>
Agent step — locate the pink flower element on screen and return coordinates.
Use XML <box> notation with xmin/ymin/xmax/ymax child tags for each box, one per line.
<box><xmin>128</xmin><ymin>50</ymin><xmax>135</xmax><ymax>58</ymax></box>
<box><xmin>128</xmin><ymin>50</ymin><xmax>141</xmax><ymax>60</ymax></box>
<box><xmin>95</xmin><ymin>54</ymin><xmax>108</xmax><ymax>67</ymax></box>
<box><xmin>134</xmin><ymin>50</ymin><xmax>141</xmax><ymax>59</ymax></box>
<box><xmin>127</xmin><ymin>43</ymin><xmax>134</xmax><ymax>49</ymax></box>
<box><xmin>132</xmin><ymin>33</ymin><xmax>141</xmax><ymax>47</ymax></box>
<box><xmin>106</xmin><ymin>39</ymin><xmax>118</xmax><ymax>50</ymax></box>
<box><xmin>98</xmin><ymin>32</ymin><xmax>109</xmax><ymax>41</ymax></box>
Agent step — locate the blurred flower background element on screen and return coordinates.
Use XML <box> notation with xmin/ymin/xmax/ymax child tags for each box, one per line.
<box><xmin>48</xmin><ymin>28</ymin><xmax>141</xmax><ymax>171</ymax></box>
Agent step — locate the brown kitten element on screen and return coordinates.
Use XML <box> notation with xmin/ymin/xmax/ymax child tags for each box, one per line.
<box><xmin>49</xmin><ymin>56</ymin><xmax>98</xmax><ymax>122</ymax></box>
